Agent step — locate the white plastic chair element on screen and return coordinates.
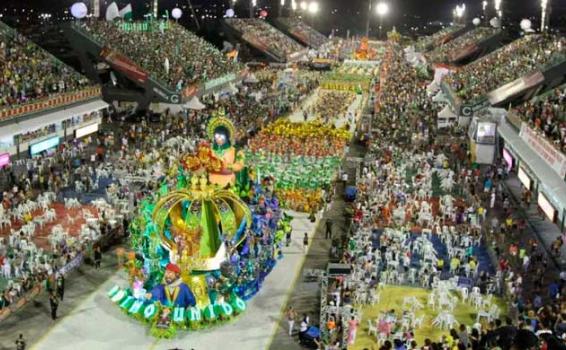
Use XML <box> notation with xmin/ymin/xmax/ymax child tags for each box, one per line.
<box><xmin>367</xmin><ymin>320</ymin><xmax>378</xmax><ymax>337</ymax></box>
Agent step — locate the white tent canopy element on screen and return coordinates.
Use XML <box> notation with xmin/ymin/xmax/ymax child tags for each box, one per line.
<box><xmin>438</xmin><ymin>105</ymin><xmax>457</xmax><ymax>120</ymax></box>
<box><xmin>185</xmin><ymin>96</ymin><xmax>206</xmax><ymax>110</ymax></box>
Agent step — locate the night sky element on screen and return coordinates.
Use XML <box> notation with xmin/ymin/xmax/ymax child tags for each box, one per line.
<box><xmin>0</xmin><ymin>0</ymin><xmax>564</xmax><ymax>35</ymax></box>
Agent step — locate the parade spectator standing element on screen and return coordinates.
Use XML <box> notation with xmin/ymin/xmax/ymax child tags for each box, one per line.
<box><xmin>49</xmin><ymin>292</ymin><xmax>59</xmax><ymax>320</ymax></box>
<box><xmin>286</xmin><ymin>306</ymin><xmax>297</xmax><ymax>336</ymax></box>
<box><xmin>15</xmin><ymin>334</ymin><xmax>26</xmax><ymax>350</ymax></box>
<box><xmin>94</xmin><ymin>246</ymin><xmax>102</xmax><ymax>269</ymax></box>
<box><xmin>56</xmin><ymin>274</ymin><xmax>65</xmax><ymax>301</ymax></box>
<box><xmin>347</xmin><ymin>315</ymin><xmax>359</xmax><ymax>345</ymax></box>
<box><xmin>325</xmin><ymin>219</ymin><xmax>333</xmax><ymax>240</ymax></box>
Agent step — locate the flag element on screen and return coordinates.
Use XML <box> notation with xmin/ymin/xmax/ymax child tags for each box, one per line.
<box><xmin>119</xmin><ymin>4</ymin><xmax>133</xmax><ymax>20</ymax></box>
<box><xmin>164</xmin><ymin>58</ymin><xmax>170</xmax><ymax>75</ymax></box>
<box><xmin>105</xmin><ymin>2</ymin><xmax>120</xmax><ymax>21</ymax></box>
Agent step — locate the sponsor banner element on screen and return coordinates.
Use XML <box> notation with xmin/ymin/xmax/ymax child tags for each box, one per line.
<box><xmin>487</xmin><ymin>71</ymin><xmax>544</xmax><ymax>106</ymax></box>
<box><xmin>538</xmin><ymin>192</ymin><xmax>556</xmax><ymax>222</ymax></box>
<box><xmin>58</xmin><ymin>253</ymin><xmax>84</xmax><ymax>276</ymax></box>
<box><xmin>30</xmin><ymin>136</ymin><xmax>60</xmax><ymax>156</ymax></box>
<box><xmin>75</xmin><ymin>123</ymin><xmax>99</xmax><ymax>139</ymax></box>
<box><xmin>100</xmin><ymin>47</ymin><xmax>149</xmax><ymax>84</ymax></box>
<box><xmin>520</xmin><ymin>123</ymin><xmax>566</xmax><ymax>178</ymax></box>
<box><xmin>204</xmin><ymin>73</ymin><xmax>236</xmax><ymax>91</ymax></box>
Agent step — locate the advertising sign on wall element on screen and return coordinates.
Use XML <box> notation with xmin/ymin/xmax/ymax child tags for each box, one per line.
<box><xmin>538</xmin><ymin>192</ymin><xmax>556</xmax><ymax>222</ymax></box>
<box><xmin>30</xmin><ymin>136</ymin><xmax>60</xmax><ymax>156</ymax></box>
<box><xmin>502</xmin><ymin>148</ymin><xmax>514</xmax><ymax>172</ymax></box>
<box><xmin>75</xmin><ymin>123</ymin><xmax>99</xmax><ymax>139</ymax></box>
<box><xmin>100</xmin><ymin>47</ymin><xmax>149</xmax><ymax>84</ymax></box>
<box><xmin>0</xmin><ymin>153</ymin><xmax>10</xmax><ymax>168</ymax></box>
<box><xmin>518</xmin><ymin>166</ymin><xmax>532</xmax><ymax>190</ymax></box>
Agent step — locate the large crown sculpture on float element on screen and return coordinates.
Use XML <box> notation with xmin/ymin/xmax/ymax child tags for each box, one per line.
<box><xmin>152</xmin><ymin>174</ymin><xmax>251</xmax><ymax>273</ymax></box>
<box><xmin>107</xmin><ymin>110</ymin><xmax>288</xmax><ymax>338</ymax></box>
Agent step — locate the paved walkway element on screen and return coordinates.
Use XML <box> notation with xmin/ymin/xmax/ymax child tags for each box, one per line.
<box><xmin>26</xmin><ymin>212</ymin><xmax>319</xmax><ymax>350</ymax></box>
<box><xmin>0</xmin><ymin>250</ymin><xmax>120</xmax><ymax>350</ymax></box>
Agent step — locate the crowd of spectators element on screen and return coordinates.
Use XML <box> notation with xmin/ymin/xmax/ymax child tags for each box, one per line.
<box><xmin>226</xmin><ymin>19</ymin><xmax>305</xmax><ymax>59</ymax></box>
<box><xmin>80</xmin><ymin>20</ymin><xmax>241</xmax><ymax>90</ymax></box>
<box><xmin>0</xmin><ymin>25</ymin><xmax>93</xmax><ymax>110</ymax></box>
<box><xmin>445</xmin><ymin>34</ymin><xmax>566</xmax><ymax>101</ymax></box>
<box><xmin>426</xmin><ymin>27</ymin><xmax>499</xmax><ymax>63</ymax></box>
<box><xmin>415</xmin><ymin>25</ymin><xmax>464</xmax><ymax>52</ymax></box>
<box><xmin>515</xmin><ymin>86</ymin><xmax>566</xmax><ymax>152</ymax></box>
<box><xmin>278</xmin><ymin>17</ymin><xmax>329</xmax><ymax>48</ymax></box>
<box><xmin>316</xmin><ymin>42</ymin><xmax>566</xmax><ymax>350</ymax></box>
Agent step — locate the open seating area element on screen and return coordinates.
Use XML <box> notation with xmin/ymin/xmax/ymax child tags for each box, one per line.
<box><xmin>415</xmin><ymin>25</ymin><xmax>465</xmax><ymax>51</ymax></box>
<box><xmin>515</xmin><ymin>86</ymin><xmax>566</xmax><ymax>152</ymax></box>
<box><xmin>225</xmin><ymin>18</ymin><xmax>304</xmax><ymax>59</ymax></box>
<box><xmin>0</xmin><ymin>23</ymin><xmax>94</xmax><ymax>112</ymax></box>
<box><xmin>80</xmin><ymin>20</ymin><xmax>241</xmax><ymax>90</ymax></box>
<box><xmin>445</xmin><ymin>34</ymin><xmax>566</xmax><ymax>101</ymax></box>
<box><xmin>425</xmin><ymin>27</ymin><xmax>499</xmax><ymax>63</ymax></box>
<box><xmin>277</xmin><ymin>17</ymin><xmax>329</xmax><ymax>48</ymax></box>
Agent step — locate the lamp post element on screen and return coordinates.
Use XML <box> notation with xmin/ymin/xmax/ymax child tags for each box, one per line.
<box><xmin>494</xmin><ymin>0</ymin><xmax>502</xmax><ymax>20</ymax></box>
<box><xmin>153</xmin><ymin>0</ymin><xmax>158</xmax><ymax>18</ymax></box>
<box><xmin>482</xmin><ymin>1</ymin><xmax>488</xmax><ymax>20</ymax></box>
<box><xmin>453</xmin><ymin>4</ymin><xmax>465</xmax><ymax>25</ymax></box>
<box><xmin>307</xmin><ymin>1</ymin><xmax>319</xmax><ymax>31</ymax></box>
<box><xmin>365</xmin><ymin>0</ymin><xmax>373</xmax><ymax>38</ymax></box>
<box><xmin>541</xmin><ymin>0</ymin><xmax>549</xmax><ymax>32</ymax></box>
<box><xmin>250</xmin><ymin>0</ymin><xmax>256</xmax><ymax>18</ymax></box>
<box><xmin>279</xmin><ymin>0</ymin><xmax>285</xmax><ymax>17</ymax></box>
<box><xmin>375</xmin><ymin>2</ymin><xmax>389</xmax><ymax>40</ymax></box>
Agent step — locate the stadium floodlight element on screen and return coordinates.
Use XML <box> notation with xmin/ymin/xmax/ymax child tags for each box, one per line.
<box><xmin>454</xmin><ymin>4</ymin><xmax>466</xmax><ymax>18</ymax></box>
<box><xmin>308</xmin><ymin>1</ymin><xmax>319</xmax><ymax>14</ymax></box>
<box><xmin>376</xmin><ymin>2</ymin><xmax>389</xmax><ymax>16</ymax></box>
<box><xmin>541</xmin><ymin>0</ymin><xmax>549</xmax><ymax>32</ymax></box>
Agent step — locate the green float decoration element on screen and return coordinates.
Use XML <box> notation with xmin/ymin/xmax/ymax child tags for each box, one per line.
<box><xmin>111</xmin><ymin>289</ymin><xmax>127</xmax><ymax>303</ymax></box>
<box><xmin>144</xmin><ymin>303</ymin><xmax>158</xmax><ymax>320</ymax></box>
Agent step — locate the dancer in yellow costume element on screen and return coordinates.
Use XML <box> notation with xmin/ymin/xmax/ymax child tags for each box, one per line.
<box><xmin>206</xmin><ymin>109</ymin><xmax>245</xmax><ymax>188</ymax></box>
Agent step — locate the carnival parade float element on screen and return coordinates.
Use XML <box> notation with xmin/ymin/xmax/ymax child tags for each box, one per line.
<box><xmin>107</xmin><ymin>112</ymin><xmax>292</xmax><ymax>338</ymax></box>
